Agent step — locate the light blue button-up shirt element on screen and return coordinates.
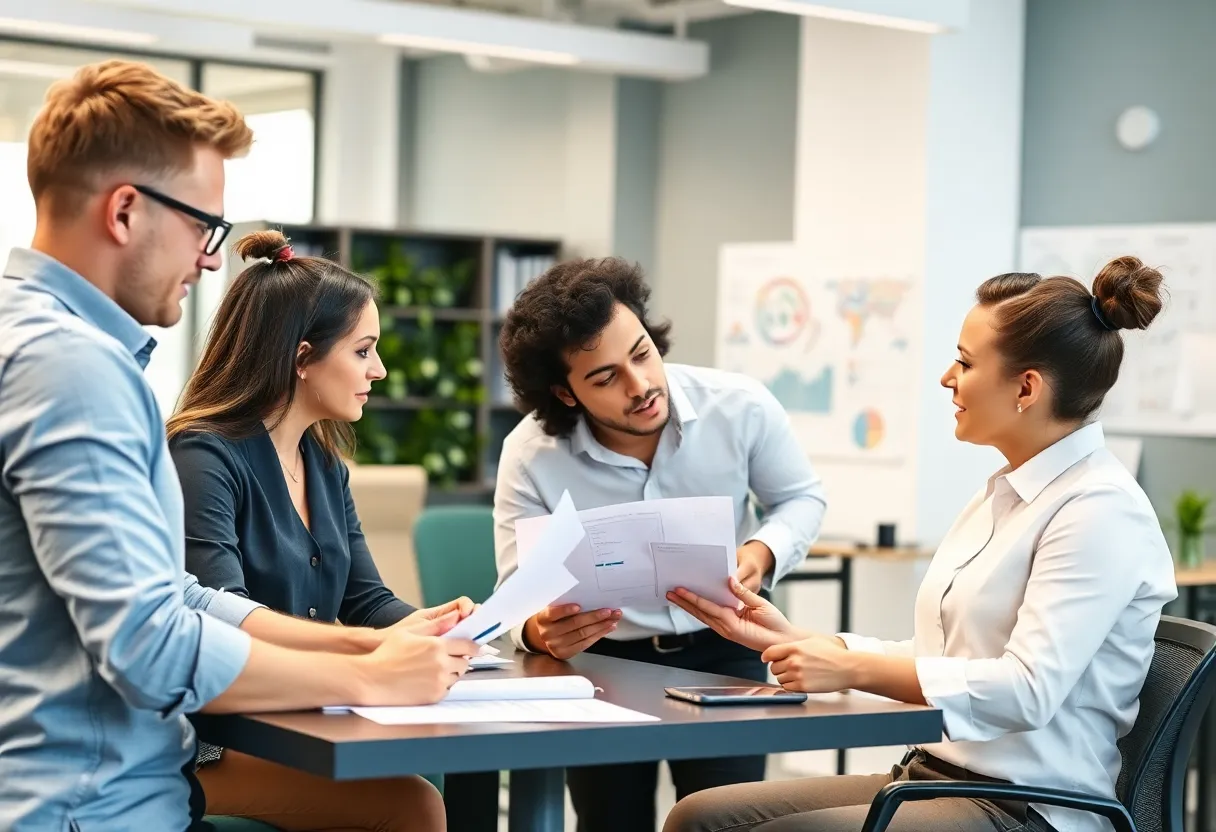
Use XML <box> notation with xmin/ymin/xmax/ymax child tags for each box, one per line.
<box><xmin>0</xmin><ymin>248</ymin><xmax>260</xmax><ymax>832</ymax></box>
<box><xmin>494</xmin><ymin>363</ymin><xmax>827</xmax><ymax>646</ymax></box>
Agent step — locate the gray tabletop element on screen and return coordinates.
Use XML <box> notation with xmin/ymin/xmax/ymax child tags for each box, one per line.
<box><xmin>192</xmin><ymin>648</ymin><xmax>942</xmax><ymax>780</ymax></box>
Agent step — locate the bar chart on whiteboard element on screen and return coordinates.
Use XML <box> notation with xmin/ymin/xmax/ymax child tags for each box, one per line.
<box><xmin>1019</xmin><ymin>223</ymin><xmax>1216</xmax><ymax>438</ymax></box>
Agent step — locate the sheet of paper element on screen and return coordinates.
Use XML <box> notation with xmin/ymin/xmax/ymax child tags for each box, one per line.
<box><xmin>649</xmin><ymin>542</ymin><xmax>736</xmax><ymax>609</ymax></box>
<box><xmin>446</xmin><ymin>675</ymin><xmax>594</xmax><ymax>701</ymax></box>
<box><xmin>515</xmin><ymin>496</ymin><xmax>737</xmax><ymax>610</ymax></box>
<box><xmin>468</xmin><ymin>655</ymin><xmax>513</xmax><ymax>671</ymax></box>
<box><xmin>447</xmin><ymin>491</ymin><xmax>584</xmax><ymax>644</ymax></box>
<box><xmin>350</xmin><ymin>699</ymin><xmax>659</xmax><ymax>725</ymax></box>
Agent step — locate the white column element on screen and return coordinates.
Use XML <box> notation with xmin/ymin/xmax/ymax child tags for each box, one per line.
<box><xmin>561</xmin><ymin>73</ymin><xmax>618</xmax><ymax>257</ymax></box>
<box><xmin>793</xmin><ymin>18</ymin><xmax>931</xmax><ymax>543</ymax></box>
<box><xmin>318</xmin><ymin>43</ymin><xmax>402</xmax><ymax>226</ymax></box>
<box><xmin>916</xmin><ymin>0</ymin><xmax>1024</xmax><ymax>542</ymax></box>
<box><xmin>781</xmin><ymin>0</ymin><xmax>1025</xmax><ymax>777</ymax></box>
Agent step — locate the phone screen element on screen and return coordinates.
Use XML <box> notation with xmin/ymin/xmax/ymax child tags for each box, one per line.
<box><xmin>679</xmin><ymin>686</ymin><xmax>799</xmax><ymax>697</ymax></box>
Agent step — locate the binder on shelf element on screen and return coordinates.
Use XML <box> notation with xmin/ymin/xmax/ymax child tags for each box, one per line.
<box><xmin>494</xmin><ymin>250</ymin><xmax>556</xmax><ymax>316</ymax></box>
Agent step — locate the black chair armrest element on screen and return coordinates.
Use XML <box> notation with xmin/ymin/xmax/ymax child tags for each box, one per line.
<box><xmin>860</xmin><ymin>780</ymin><xmax>1135</xmax><ymax>832</ymax></box>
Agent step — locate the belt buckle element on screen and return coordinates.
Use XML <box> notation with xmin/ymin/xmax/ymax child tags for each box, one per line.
<box><xmin>652</xmin><ymin>634</ymin><xmax>686</xmax><ymax>654</ymax></box>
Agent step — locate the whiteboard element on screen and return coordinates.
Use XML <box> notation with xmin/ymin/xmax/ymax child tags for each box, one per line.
<box><xmin>1019</xmin><ymin>223</ymin><xmax>1216</xmax><ymax>438</ymax></box>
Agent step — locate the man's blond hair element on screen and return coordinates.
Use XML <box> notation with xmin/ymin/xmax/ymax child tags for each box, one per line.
<box><xmin>27</xmin><ymin>59</ymin><xmax>253</xmax><ymax>214</ymax></box>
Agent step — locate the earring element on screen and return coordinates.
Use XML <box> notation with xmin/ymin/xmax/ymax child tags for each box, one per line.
<box><xmin>1017</xmin><ymin>404</ymin><xmax>1023</xmax><ymax>413</ymax></box>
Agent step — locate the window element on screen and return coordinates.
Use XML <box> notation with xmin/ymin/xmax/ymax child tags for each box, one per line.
<box><xmin>202</xmin><ymin>64</ymin><xmax>316</xmax><ymax>225</ymax></box>
<box><xmin>0</xmin><ymin>42</ymin><xmax>319</xmax><ymax>417</ymax></box>
<box><xmin>194</xmin><ymin>64</ymin><xmax>318</xmax><ymax>355</ymax></box>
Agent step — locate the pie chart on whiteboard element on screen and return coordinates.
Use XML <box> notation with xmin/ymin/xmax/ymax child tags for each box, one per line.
<box><xmin>852</xmin><ymin>409</ymin><xmax>885</xmax><ymax>450</ymax></box>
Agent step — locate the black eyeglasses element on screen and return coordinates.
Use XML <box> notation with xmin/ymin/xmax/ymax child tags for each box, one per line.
<box><xmin>133</xmin><ymin>184</ymin><xmax>232</xmax><ymax>257</ymax></box>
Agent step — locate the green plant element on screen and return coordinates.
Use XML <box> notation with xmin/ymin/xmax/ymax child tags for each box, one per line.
<box><xmin>1177</xmin><ymin>490</ymin><xmax>1213</xmax><ymax>537</ymax></box>
<box><xmin>1173</xmin><ymin>490</ymin><xmax>1213</xmax><ymax>568</ymax></box>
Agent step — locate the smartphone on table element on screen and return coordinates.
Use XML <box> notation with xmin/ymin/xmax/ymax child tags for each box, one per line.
<box><xmin>664</xmin><ymin>685</ymin><xmax>808</xmax><ymax>705</ymax></box>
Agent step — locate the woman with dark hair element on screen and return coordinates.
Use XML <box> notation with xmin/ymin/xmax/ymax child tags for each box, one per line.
<box><xmin>169</xmin><ymin>230</ymin><xmax>471</xmax><ymax>831</ymax></box>
<box><xmin>664</xmin><ymin>257</ymin><xmax>1178</xmax><ymax>832</ymax></box>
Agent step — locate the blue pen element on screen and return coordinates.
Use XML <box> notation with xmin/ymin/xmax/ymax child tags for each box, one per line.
<box><xmin>472</xmin><ymin>622</ymin><xmax>501</xmax><ymax>642</ymax></box>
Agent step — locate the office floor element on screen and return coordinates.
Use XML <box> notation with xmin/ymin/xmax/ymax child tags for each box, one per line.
<box><xmin>496</xmin><ymin>747</ymin><xmax>908</xmax><ymax>831</ymax></box>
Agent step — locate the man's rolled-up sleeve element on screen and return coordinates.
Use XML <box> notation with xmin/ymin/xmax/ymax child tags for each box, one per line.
<box><xmin>0</xmin><ymin>335</ymin><xmax>250</xmax><ymax>716</ymax></box>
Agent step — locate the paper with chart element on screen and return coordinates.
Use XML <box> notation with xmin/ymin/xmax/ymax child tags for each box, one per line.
<box><xmin>515</xmin><ymin>497</ymin><xmax>737</xmax><ymax>611</ymax></box>
<box><xmin>1020</xmin><ymin>223</ymin><xmax>1216</xmax><ymax>437</ymax></box>
<box><xmin>446</xmin><ymin>491</ymin><xmax>584</xmax><ymax>644</ymax></box>
<box><xmin>715</xmin><ymin>242</ymin><xmax>917</xmax><ymax>461</ymax></box>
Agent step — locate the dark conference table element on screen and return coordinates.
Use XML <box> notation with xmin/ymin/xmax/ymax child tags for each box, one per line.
<box><xmin>193</xmin><ymin>647</ymin><xmax>943</xmax><ymax>832</ymax></box>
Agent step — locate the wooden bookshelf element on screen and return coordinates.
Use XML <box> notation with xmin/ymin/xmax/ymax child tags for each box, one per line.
<box><xmin>231</xmin><ymin>221</ymin><xmax>560</xmax><ymax>501</ymax></box>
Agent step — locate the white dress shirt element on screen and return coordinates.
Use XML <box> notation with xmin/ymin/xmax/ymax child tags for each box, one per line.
<box><xmin>841</xmin><ymin>422</ymin><xmax>1177</xmax><ymax>832</ymax></box>
<box><xmin>494</xmin><ymin>363</ymin><xmax>827</xmax><ymax>647</ymax></box>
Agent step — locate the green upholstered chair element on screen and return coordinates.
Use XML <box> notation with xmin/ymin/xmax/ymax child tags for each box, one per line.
<box><xmin>413</xmin><ymin>505</ymin><xmax>498</xmax><ymax>607</ymax></box>
<box><xmin>413</xmin><ymin>504</ymin><xmax>501</xmax><ymax>825</ymax></box>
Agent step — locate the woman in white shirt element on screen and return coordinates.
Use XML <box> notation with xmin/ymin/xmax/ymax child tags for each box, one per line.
<box><xmin>663</xmin><ymin>256</ymin><xmax>1178</xmax><ymax>832</ymax></box>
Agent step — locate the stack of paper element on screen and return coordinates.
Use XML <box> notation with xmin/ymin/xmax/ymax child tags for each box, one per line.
<box><xmin>445</xmin><ymin>676</ymin><xmax>595</xmax><ymax>701</ymax></box>
<box><xmin>468</xmin><ymin>655</ymin><xmax>513</xmax><ymax>671</ymax></box>
<box><xmin>350</xmin><ymin>699</ymin><xmax>658</xmax><ymax>725</ymax></box>
<box><xmin>332</xmin><ymin>676</ymin><xmax>660</xmax><ymax>725</ymax></box>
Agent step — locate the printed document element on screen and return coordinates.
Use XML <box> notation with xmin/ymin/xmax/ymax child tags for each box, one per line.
<box><xmin>515</xmin><ymin>496</ymin><xmax>737</xmax><ymax>610</ymax></box>
<box><xmin>446</xmin><ymin>491</ymin><xmax>584</xmax><ymax>645</ymax></box>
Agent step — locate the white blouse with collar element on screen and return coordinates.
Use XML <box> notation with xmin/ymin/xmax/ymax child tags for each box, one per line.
<box><xmin>841</xmin><ymin>422</ymin><xmax>1177</xmax><ymax>832</ymax></box>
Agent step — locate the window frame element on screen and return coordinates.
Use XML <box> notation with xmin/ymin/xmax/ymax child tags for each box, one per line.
<box><xmin>0</xmin><ymin>34</ymin><xmax>323</xmax><ymax>221</ymax></box>
<box><xmin>0</xmin><ymin>34</ymin><xmax>323</xmax><ymax>379</ymax></box>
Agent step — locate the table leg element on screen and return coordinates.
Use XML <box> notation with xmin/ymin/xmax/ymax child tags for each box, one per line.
<box><xmin>839</xmin><ymin>557</ymin><xmax>853</xmax><ymax>634</ymax></box>
<box><xmin>508</xmin><ymin>767</ymin><xmax>565</xmax><ymax>832</ymax></box>
<box><xmin>835</xmin><ymin>557</ymin><xmax>853</xmax><ymax>776</ymax></box>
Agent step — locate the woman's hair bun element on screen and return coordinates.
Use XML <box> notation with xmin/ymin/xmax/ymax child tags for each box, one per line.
<box><xmin>1091</xmin><ymin>255</ymin><xmax>1165</xmax><ymax>331</ymax></box>
<box><xmin>233</xmin><ymin>229</ymin><xmax>290</xmax><ymax>263</ymax></box>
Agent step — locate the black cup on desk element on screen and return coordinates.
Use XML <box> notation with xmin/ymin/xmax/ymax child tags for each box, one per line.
<box><xmin>876</xmin><ymin>523</ymin><xmax>897</xmax><ymax>549</ymax></box>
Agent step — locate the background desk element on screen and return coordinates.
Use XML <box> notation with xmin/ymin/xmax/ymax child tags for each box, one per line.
<box><xmin>784</xmin><ymin>542</ymin><xmax>931</xmax><ymax>637</ymax></box>
<box><xmin>780</xmin><ymin>541</ymin><xmax>931</xmax><ymax>775</ymax></box>
<box><xmin>194</xmin><ymin>649</ymin><xmax>942</xmax><ymax>832</ymax></box>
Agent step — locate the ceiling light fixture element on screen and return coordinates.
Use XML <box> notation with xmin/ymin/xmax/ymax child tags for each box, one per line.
<box><xmin>719</xmin><ymin>0</ymin><xmax>965</xmax><ymax>33</ymax></box>
<box><xmin>0</xmin><ymin>16</ymin><xmax>159</xmax><ymax>46</ymax></box>
<box><xmin>378</xmin><ymin>32</ymin><xmax>579</xmax><ymax>66</ymax></box>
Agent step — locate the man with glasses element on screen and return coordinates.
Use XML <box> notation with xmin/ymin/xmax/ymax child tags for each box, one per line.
<box><xmin>134</xmin><ymin>183</ymin><xmax>233</xmax><ymax>256</ymax></box>
<box><xmin>0</xmin><ymin>60</ymin><xmax>476</xmax><ymax>832</ymax></box>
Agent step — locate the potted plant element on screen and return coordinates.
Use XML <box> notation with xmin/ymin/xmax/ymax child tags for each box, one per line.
<box><xmin>1174</xmin><ymin>489</ymin><xmax>1213</xmax><ymax>569</ymax></box>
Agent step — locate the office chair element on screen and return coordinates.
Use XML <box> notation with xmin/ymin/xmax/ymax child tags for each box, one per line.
<box><xmin>413</xmin><ymin>505</ymin><xmax>499</xmax><ymax>607</ymax></box>
<box><xmin>861</xmin><ymin>615</ymin><xmax>1216</xmax><ymax>832</ymax></box>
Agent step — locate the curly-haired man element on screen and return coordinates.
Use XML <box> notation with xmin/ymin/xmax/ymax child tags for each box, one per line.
<box><xmin>494</xmin><ymin>256</ymin><xmax>827</xmax><ymax>831</ymax></box>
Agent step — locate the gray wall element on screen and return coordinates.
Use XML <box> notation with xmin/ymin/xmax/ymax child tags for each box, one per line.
<box><xmin>1023</xmin><ymin>0</ymin><xmax>1216</xmax><ymax>225</ymax></box>
<box><xmin>1023</xmin><ymin>0</ymin><xmax>1216</xmax><ymax>552</ymax></box>
<box><xmin>400</xmin><ymin>55</ymin><xmax>571</xmax><ymax>237</ymax></box>
<box><xmin>651</xmin><ymin>12</ymin><xmax>800</xmax><ymax>365</ymax></box>
<box><xmin>613</xmin><ymin>77</ymin><xmax>661</xmax><ymax>276</ymax></box>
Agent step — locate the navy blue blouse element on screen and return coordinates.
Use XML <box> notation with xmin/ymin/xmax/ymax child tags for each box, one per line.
<box><xmin>171</xmin><ymin>428</ymin><xmax>414</xmax><ymax>628</ymax></box>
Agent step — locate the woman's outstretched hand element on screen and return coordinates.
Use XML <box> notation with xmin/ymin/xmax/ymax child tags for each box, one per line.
<box><xmin>666</xmin><ymin>577</ymin><xmax>808</xmax><ymax>652</ymax></box>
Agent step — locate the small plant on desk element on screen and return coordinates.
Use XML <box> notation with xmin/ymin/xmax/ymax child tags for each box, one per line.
<box><xmin>1174</xmin><ymin>489</ymin><xmax>1213</xmax><ymax>569</ymax></box>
